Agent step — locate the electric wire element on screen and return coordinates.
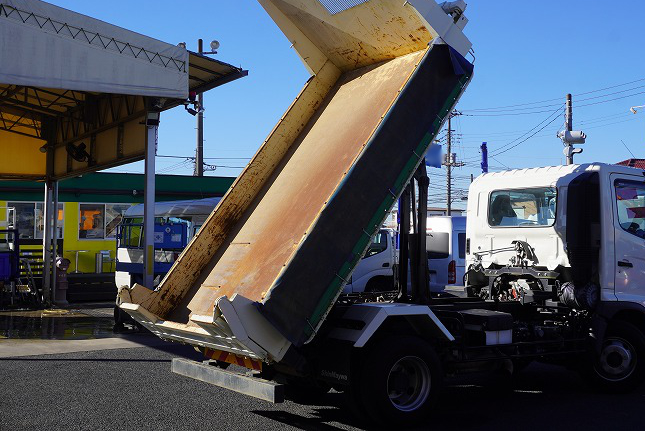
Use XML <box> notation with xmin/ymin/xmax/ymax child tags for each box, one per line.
<box><xmin>462</xmin><ymin>105</ymin><xmax>565</xmax><ymax>162</ymax></box>
<box><xmin>461</xmin><ymin>77</ymin><xmax>645</xmax><ymax>113</ymax></box>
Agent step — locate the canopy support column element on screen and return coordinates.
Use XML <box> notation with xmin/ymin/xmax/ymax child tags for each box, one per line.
<box><xmin>42</xmin><ymin>119</ymin><xmax>57</xmax><ymax>306</ymax></box>
<box><xmin>143</xmin><ymin>112</ymin><xmax>160</xmax><ymax>288</ymax></box>
<box><xmin>51</xmin><ymin>181</ymin><xmax>66</xmax><ymax>306</ymax></box>
<box><xmin>42</xmin><ymin>181</ymin><xmax>53</xmax><ymax>305</ymax></box>
<box><xmin>42</xmin><ymin>180</ymin><xmax>61</xmax><ymax>305</ymax></box>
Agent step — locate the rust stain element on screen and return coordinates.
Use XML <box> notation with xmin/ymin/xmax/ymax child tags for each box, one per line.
<box><xmin>181</xmin><ymin>52</ymin><xmax>424</xmax><ymax>318</ymax></box>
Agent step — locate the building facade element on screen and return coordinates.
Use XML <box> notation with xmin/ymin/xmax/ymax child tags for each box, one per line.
<box><xmin>0</xmin><ymin>172</ymin><xmax>234</xmax><ymax>273</ymax></box>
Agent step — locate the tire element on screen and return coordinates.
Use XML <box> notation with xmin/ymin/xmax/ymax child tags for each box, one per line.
<box><xmin>352</xmin><ymin>335</ymin><xmax>442</xmax><ymax>427</ymax></box>
<box><xmin>586</xmin><ymin>320</ymin><xmax>645</xmax><ymax>393</ymax></box>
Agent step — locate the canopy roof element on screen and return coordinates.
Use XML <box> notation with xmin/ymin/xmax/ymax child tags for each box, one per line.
<box><xmin>0</xmin><ymin>172</ymin><xmax>235</xmax><ymax>203</ymax></box>
<box><xmin>0</xmin><ymin>0</ymin><xmax>246</xmax><ymax>180</ymax></box>
<box><xmin>124</xmin><ymin>197</ymin><xmax>221</xmax><ymax>218</ymax></box>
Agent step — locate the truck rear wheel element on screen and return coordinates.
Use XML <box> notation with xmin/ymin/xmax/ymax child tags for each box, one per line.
<box><xmin>588</xmin><ymin>321</ymin><xmax>645</xmax><ymax>393</ymax></box>
<box><xmin>353</xmin><ymin>335</ymin><xmax>442</xmax><ymax>426</ymax></box>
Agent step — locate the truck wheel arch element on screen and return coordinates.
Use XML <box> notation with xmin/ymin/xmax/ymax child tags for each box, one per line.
<box><xmin>597</xmin><ymin>302</ymin><xmax>645</xmax><ymax>331</ymax></box>
<box><xmin>354</xmin><ymin>313</ymin><xmax>454</xmax><ymax>349</ymax></box>
<box><xmin>364</xmin><ymin>275</ymin><xmax>395</xmax><ymax>293</ymax></box>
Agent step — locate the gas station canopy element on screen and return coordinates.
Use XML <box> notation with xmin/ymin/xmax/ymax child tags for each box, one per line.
<box><xmin>0</xmin><ymin>0</ymin><xmax>247</xmax><ymax>180</ymax></box>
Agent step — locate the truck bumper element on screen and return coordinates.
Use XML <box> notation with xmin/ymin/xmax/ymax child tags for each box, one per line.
<box><xmin>171</xmin><ymin>358</ymin><xmax>284</xmax><ymax>403</ymax></box>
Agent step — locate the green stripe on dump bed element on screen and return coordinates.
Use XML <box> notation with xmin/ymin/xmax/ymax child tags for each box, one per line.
<box><xmin>305</xmin><ymin>71</ymin><xmax>472</xmax><ymax>339</ymax></box>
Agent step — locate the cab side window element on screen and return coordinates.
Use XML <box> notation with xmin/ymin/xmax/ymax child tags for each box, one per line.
<box><xmin>615</xmin><ymin>180</ymin><xmax>645</xmax><ymax>239</ymax></box>
<box><xmin>364</xmin><ymin>230</ymin><xmax>388</xmax><ymax>258</ymax></box>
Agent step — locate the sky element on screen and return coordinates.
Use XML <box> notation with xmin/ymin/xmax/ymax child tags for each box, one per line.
<box><xmin>48</xmin><ymin>0</ymin><xmax>645</xmax><ymax>209</ymax></box>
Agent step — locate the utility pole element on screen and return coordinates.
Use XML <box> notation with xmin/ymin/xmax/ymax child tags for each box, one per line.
<box><xmin>446</xmin><ymin>114</ymin><xmax>452</xmax><ymax>215</ymax></box>
<box><xmin>565</xmin><ymin>94</ymin><xmax>573</xmax><ymax>165</ymax></box>
<box><xmin>194</xmin><ymin>38</ymin><xmax>204</xmax><ymax>177</ymax></box>
<box><xmin>558</xmin><ymin>94</ymin><xmax>585</xmax><ymax>164</ymax></box>
<box><xmin>443</xmin><ymin>111</ymin><xmax>464</xmax><ymax>215</ymax></box>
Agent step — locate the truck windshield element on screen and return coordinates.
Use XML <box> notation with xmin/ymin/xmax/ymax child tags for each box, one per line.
<box><xmin>488</xmin><ymin>187</ymin><xmax>556</xmax><ymax>227</ymax></box>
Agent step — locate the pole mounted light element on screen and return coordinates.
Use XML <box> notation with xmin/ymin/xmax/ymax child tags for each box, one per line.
<box><xmin>560</xmin><ymin>94</ymin><xmax>585</xmax><ymax>165</ymax></box>
<box><xmin>202</xmin><ymin>40</ymin><xmax>220</xmax><ymax>55</ymax></box>
<box><xmin>630</xmin><ymin>105</ymin><xmax>645</xmax><ymax>114</ymax></box>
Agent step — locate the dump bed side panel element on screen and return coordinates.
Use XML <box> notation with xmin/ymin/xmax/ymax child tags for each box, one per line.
<box><xmin>128</xmin><ymin>61</ymin><xmax>341</xmax><ymax>319</ymax></box>
<box><xmin>263</xmin><ymin>43</ymin><xmax>473</xmax><ymax>345</ymax></box>
<box><xmin>171</xmin><ymin>52</ymin><xmax>425</xmax><ymax>322</ymax></box>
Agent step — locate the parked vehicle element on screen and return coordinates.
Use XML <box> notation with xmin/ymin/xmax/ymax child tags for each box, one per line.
<box><xmin>114</xmin><ymin>197</ymin><xmax>220</xmax><ymax>289</ymax></box>
<box><xmin>343</xmin><ymin>228</ymin><xmax>397</xmax><ymax>294</ymax></box>
<box><xmin>426</xmin><ymin>215</ymin><xmax>466</xmax><ymax>291</ymax></box>
<box><xmin>113</xmin><ymin>197</ymin><xmax>219</xmax><ymax>329</ymax></box>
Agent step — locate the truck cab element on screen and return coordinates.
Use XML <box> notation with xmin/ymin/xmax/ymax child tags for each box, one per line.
<box><xmin>343</xmin><ymin>228</ymin><xmax>396</xmax><ymax>294</ymax></box>
<box><xmin>466</xmin><ymin>163</ymin><xmax>645</xmax><ymax>309</ymax></box>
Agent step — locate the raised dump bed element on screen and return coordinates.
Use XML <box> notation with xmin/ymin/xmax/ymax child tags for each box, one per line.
<box><xmin>120</xmin><ymin>0</ymin><xmax>473</xmax><ymax>363</ymax></box>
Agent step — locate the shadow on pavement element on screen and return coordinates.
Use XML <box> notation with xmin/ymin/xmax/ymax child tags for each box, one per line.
<box><xmin>252</xmin><ymin>363</ymin><xmax>645</xmax><ymax>431</ymax></box>
<box><xmin>252</xmin><ymin>408</ymin><xmax>353</xmax><ymax>431</ymax></box>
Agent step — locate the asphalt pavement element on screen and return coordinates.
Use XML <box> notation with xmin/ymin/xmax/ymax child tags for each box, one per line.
<box><xmin>1</xmin><ymin>306</ymin><xmax>644</xmax><ymax>430</ymax></box>
<box><xmin>1</xmin><ymin>340</ymin><xmax>644</xmax><ymax>430</ymax></box>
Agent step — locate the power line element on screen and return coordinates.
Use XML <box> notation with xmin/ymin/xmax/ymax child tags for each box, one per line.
<box><xmin>621</xmin><ymin>139</ymin><xmax>636</xmax><ymax>158</ymax></box>
<box><xmin>157</xmin><ymin>154</ymin><xmax>250</xmax><ymax>160</ymax></box>
<box><xmin>462</xmin><ymin>108</ymin><xmax>565</xmax><ymax>117</ymax></box>
<box><xmin>491</xmin><ymin>109</ymin><xmax>564</xmax><ymax>158</ymax></box>
<box><xmin>462</xmin><ymin>105</ymin><xmax>564</xmax><ymax>162</ymax></box>
<box><xmin>461</xmin><ymin>77</ymin><xmax>645</xmax><ymax>113</ymax></box>
<box><xmin>576</xmin><ymin>90</ymin><xmax>645</xmax><ymax>108</ymax></box>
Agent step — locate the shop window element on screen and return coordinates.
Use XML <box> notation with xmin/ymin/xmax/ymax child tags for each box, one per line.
<box><xmin>106</xmin><ymin>204</ymin><xmax>131</xmax><ymax>238</ymax></box>
<box><xmin>79</xmin><ymin>204</ymin><xmax>105</xmax><ymax>239</ymax></box>
<box><xmin>35</xmin><ymin>203</ymin><xmax>64</xmax><ymax>239</ymax></box>
<box><xmin>79</xmin><ymin>203</ymin><xmax>132</xmax><ymax>239</ymax></box>
<box><xmin>9</xmin><ymin>202</ymin><xmax>36</xmax><ymax>239</ymax></box>
<box><xmin>8</xmin><ymin>202</ymin><xmax>63</xmax><ymax>239</ymax></box>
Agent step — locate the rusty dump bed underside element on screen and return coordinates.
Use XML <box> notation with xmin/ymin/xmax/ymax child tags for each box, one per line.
<box><xmin>120</xmin><ymin>0</ymin><xmax>473</xmax><ymax>359</ymax></box>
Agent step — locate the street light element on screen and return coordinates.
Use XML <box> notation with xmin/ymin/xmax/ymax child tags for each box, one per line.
<box><xmin>630</xmin><ymin>105</ymin><xmax>645</xmax><ymax>114</ymax></box>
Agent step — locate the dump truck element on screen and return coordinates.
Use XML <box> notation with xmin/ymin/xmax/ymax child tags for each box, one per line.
<box><xmin>118</xmin><ymin>1</ymin><xmax>645</xmax><ymax>426</ymax></box>
<box><xmin>118</xmin><ymin>0</ymin><xmax>474</xmax><ymax>424</ymax></box>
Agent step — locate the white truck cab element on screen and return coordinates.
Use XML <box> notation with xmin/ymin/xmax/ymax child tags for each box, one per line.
<box><xmin>466</xmin><ymin>162</ymin><xmax>645</xmax><ymax>309</ymax></box>
<box><xmin>343</xmin><ymin>228</ymin><xmax>396</xmax><ymax>294</ymax></box>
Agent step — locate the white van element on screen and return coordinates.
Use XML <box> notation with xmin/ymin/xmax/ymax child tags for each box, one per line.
<box><xmin>426</xmin><ymin>216</ymin><xmax>466</xmax><ymax>291</ymax></box>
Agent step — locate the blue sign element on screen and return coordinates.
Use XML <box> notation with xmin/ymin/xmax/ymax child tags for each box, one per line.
<box><xmin>481</xmin><ymin>142</ymin><xmax>488</xmax><ymax>173</ymax></box>
<box><xmin>426</xmin><ymin>144</ymin><xmax>442</xmax><ymax>168</ymax></box>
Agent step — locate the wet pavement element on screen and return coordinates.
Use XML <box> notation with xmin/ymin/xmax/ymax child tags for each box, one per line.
<box><xmin>0</xmin><ymin>304</ymin><xmax>120</xmax><ymax>340</ymax></box>
<box><xmin>0</xmin><ymin>302</ymin><xmax>168</xmax><ymax>359</ymax></box>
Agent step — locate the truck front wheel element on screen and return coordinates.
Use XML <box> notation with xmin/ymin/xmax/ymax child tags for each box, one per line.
<box><xmin>588</xmin><ymin>321</ymin><xmax>645</xmax><ymax>392</ymax></box>
<box><xmin>353</xmin><ymin>335</ymin><xmax>442</xmax><ymax>426</ymax></box>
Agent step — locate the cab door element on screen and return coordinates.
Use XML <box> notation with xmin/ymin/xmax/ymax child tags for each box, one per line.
<box><xmin>346</xmin><ymin>230</ymin><xmax>392</xmax><ymax>293</ymax></box>
<box><xmin>612</xmin><ymin>175</ymin><xmax>645</xmax><ymax>304</ymax></box>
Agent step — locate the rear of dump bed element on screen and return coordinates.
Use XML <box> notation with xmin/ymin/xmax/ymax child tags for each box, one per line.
<box><xmin>120</xmin><ymin>0</ymin><xmax>473</xmax><ymax>362</ymax></box>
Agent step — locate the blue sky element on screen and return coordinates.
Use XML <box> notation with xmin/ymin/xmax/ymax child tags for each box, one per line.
<box><xmin>50</xmin><ymin>1</ymin><xmax>645</xmax><ymax>208</ymax></box>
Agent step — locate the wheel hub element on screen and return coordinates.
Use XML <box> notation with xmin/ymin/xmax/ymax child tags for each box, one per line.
<box><xmin>387</xmin><ymin>356</ymin><xmax>431</xmax><ymax>412</ymax></box>
<box><xmin>599</xmin><ymin>338</ymin><xmax>635</xmax><ymax>378</ymax></box>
